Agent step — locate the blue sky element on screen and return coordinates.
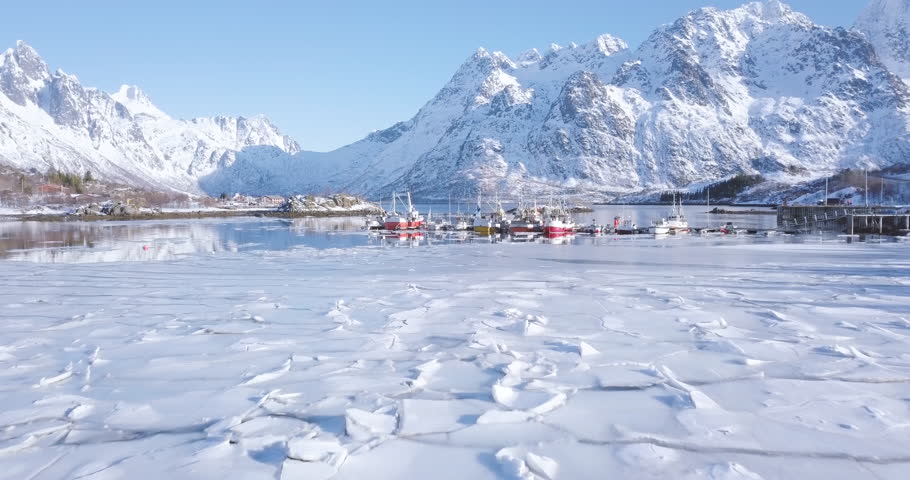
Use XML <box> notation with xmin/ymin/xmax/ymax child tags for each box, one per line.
<box><xmin>2</xmin><ymin>1</ymin><xmax>867</xmax><ymax>151</ymax></box>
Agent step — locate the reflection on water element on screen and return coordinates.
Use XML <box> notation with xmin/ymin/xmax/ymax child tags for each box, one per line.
<box><xmin>0</xmin><ymin>205</ymin><xmax>783</xmax><ymax>263</ymax></box>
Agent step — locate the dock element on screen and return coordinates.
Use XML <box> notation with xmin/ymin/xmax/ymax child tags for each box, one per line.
<box><xmin>777</xmin><ymin>205</ymin><xmax>910</xmax><ymax>235</ymax></box>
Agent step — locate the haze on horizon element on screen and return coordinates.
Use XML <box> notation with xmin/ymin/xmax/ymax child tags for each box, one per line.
<box><xmin>0</xmin><ymin>0</ymin><xmax>866</xmax><ymax>152</ymax></box>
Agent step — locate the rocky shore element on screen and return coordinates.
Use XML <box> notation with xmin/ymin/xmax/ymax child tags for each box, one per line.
<box><xmin>9</xmin><ymin>194</ymin><xmax>383</xmax><ymax>222</ymax></box>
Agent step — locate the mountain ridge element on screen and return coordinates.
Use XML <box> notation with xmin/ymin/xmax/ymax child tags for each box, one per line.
<box><xmin>2</xmin><ymin>0</ymin><xmax>910</xmax><ymax>200</ymax></box>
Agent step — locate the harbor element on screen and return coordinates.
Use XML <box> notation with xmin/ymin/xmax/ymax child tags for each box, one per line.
<box><xmin>777</xmin><ymin>205</ymin><xmax>910</xmax><ymax>236</ymax></box>
<box><xmin>364</xmin><ymin>192</ymin><xmax>910</xmax><ymax>241</ymax></box>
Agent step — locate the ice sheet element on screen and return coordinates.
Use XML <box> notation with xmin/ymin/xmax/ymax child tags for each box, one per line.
<box><xmin>1</xmin><ymin>239</ymin><xmax>909</xmax><ymax>479</ymax></box>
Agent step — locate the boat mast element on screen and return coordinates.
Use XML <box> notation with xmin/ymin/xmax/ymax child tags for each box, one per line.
<box><xmin>880</xmin><ymin>176</ymin><xmax>884</xmax><ymax>206</ymax></box>
<box><xmin>865</xmin><ymin>170</ymin><xmax>869</xmax><ymax>207</ymax></box>
<box><xmin>824</xmin><ymin>176</ymin><xmax>828</xmax><ymax>206</ymax></box>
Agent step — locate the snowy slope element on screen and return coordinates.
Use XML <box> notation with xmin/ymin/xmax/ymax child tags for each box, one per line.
<box><xmin>0</xmin><ymin>41</ymin><xmax>300</xmax><ymax>193</ymax></box>
<box><xmin>856</xmin><ymin>0</ymin><xmax>910</xmax><ymax>84</ymax></box>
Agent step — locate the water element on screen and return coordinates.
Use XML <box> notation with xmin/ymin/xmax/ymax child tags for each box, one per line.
<box><xmin>0</xmin><ymin>205</ymin><xmax>804</xmax><ymax>263</ymax></box>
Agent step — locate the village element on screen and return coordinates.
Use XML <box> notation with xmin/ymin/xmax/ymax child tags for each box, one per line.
<box><xmin>0</xmin><ymin>165</ymin><xmax>383</xmax><ymax>218</ymax></box>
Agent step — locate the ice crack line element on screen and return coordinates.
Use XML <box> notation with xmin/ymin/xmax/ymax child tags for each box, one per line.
<box><xmin>400</xmin><ymin>430</ymin><xmax>910</xmax><ymax>465</ymax></box>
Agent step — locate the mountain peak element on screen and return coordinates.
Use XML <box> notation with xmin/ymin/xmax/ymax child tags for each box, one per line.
<box><xmin>115</xmin><ymin>84</ymin><xmax>148</xmax><ymax>101</ymax></box>
<box><xmin>516</xmin><ymin>48</ymin><xmax>542</xmax><ymax>66</ymax></box>
<box><xmin>111</xmin><ymin>84</ymin><xmax>168</xmax><ymax>118</ymax></box>
<box><xmin>2</xmin><ymin>40</ymin><xmax>49</xmax><ymax>80</ymax></box>
<box><xmin>681</xmin><ymin>0</ymin><xmax>810</xmax><ymax>28</ymax></box>
<box><xmin>1</xmin><ymin>40</ymin><xmax>50</xmax><ymax>106</ymax></box>
<box><xmin>589</xmin><ymin>34</ymin><xmax>628</xmax><ymax>57</ymax></box>
<box><xmin>12</xmin><ymin>40</ymin><xmax>42</xmax><ymax>64</ymax></box>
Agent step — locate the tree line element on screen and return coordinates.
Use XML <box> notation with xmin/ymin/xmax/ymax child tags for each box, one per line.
<box><xmin>45</xmin><ymin>169</ymin><xmax>94</xmax><ymax>194</ymax></box>
<box><xmin>659</xmin><ymin>174</ymin><xmax>765</xmax><ymax>202</ymax></box>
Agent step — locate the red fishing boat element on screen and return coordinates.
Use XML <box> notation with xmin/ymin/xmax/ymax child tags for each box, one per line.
<box><xmin>382</xmin><ymin>192</ymin><xmax>424</xmax><ymax>230</ymax></box>
<box><xmin>542</xmin><ymin>205</ymin><xmax>575</xmax><ymax>237</ymax></box>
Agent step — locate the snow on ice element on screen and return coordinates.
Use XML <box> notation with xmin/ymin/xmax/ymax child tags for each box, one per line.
<box><xmin>1</xmin><ymin>237</ymin><xmax>910</xmax><ymax>479</ymax></box>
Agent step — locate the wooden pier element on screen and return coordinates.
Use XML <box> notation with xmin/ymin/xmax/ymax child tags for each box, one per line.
<box><xmin>777</xmin><ymin>205</ymin><xmax>910</xmax><ymax>235</ymax></box>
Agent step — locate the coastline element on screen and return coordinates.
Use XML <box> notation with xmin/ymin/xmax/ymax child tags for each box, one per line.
<box><xmin>1</xmin><ymin>208</ymin><xmax>384</xmax><ymax>222</ymax></box>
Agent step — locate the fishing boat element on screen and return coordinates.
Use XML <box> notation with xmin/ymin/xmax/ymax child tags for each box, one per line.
<box><xmin>666</xmin><ymin>194</ymin><xmax>690</xmax><ymax>234</ymax></box>
<box><xmin>648</xmin><ymin>218</ymin><xmax>670</xmax><ymax>235</ymax></box>
<box><xmin>382</xmin><ymin>192</ymin><xmax>424</xmax><ymax>230</ymax></box>
<box><xmin>471</xmin><ymin>195</ymin><xmax>507</xmax><ymax>235</ymax></box>
<box><xmin>720</xmin><ymin>222</ymin><xmax>740</xmax><ymax>235</ymax></box>
<box><xmin>471</xmin><ymin>200</ymin><xmax>497</xmax><ymax>235</ymax></box>
<box><xmin>615</xmin><ymin>216</ymin><xmax>638</xmax><ymax>235</ymax></box>
<box><xmin>364</xmin><ymin>216</ymin><xmax>383</xmax><ymax>230</ymax></box>
<box><xmin>578</xmin><ymin>219</ymin><xmax>604</xmax><ymax>235</ymax></box>
<box><xmin>508</xmin><ymin>205</ymin><xmax>542</xmax><ymax>235</ymax></box>
<box><xmin>425</xmin><ymin>209</ymin><xmax>452</xmax><ymax>231</ymax></box>
<box><xmin>453</xmin><ymin>218</ymin><xmax>470</xmax><ymax>231</ymax></box>
<box><xmin>542</xmin><ymin>205</ymin><xmax>575</xmax><ymax>237</ymax></box>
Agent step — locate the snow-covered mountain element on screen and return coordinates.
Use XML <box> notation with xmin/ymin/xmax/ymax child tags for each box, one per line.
<box><xmin>856</xmin><ymin>0</ymin><xmax>910</xmax><ymax>84</ymax></box>
<box><xmin>2</xmin><ymin>0</ymin><xmax>910</xmax><ymax>200</ymax></box>
<box><xmin>273</xmin><ymin>0</ymin><xmax>909</xmax><ymax>199</ymax></box>
<box><xmin>0</xmin><ymin>41</ymin><xmax>300</xmax><ymax>193</ymax></box>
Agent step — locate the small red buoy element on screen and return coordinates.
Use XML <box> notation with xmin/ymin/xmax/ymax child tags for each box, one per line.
<box><xmin>143</xmin><ymin>245</ymin><xmax>149</xmax><ymax>251</ymax></box>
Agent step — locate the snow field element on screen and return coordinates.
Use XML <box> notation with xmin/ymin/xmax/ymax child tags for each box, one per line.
<box><xmin>1</xmin><ymin>240</ymin><xmax>909</xmax><ymax>479</ymax></box>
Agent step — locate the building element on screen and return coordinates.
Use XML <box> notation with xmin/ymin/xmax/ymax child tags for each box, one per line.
<box><xmin>36</xmin><ymin>184</ymin><xmax>70</xmax><ymax>195</ymax></box>
<box><xmin>260</xmin><ymin>195</ymin><xmax>285</xmax><ymax>206</ymax></box>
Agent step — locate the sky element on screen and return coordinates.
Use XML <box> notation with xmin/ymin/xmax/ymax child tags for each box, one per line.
<box><xmin>1</xmin><ymin>0</ymin><xmax>869</xmax><ymax>152</ymax></box>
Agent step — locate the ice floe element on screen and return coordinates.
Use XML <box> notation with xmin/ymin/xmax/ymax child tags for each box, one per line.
<box><xmin>1</xmin><ymin>235</ymin><xmax>909</xmax><ymax>478</ymax></box>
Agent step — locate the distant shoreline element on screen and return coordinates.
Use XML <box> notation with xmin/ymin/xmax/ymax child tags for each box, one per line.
<box><xmin>3</xmin><ymin>209</ymin><xmax>383</xmax><ymax>222</ymax></box>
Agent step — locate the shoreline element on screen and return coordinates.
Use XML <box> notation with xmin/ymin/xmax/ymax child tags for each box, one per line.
<box><xmin>2</xmin><ymin>208</ymin><xmax>383</xmax><ymax>222</ymax></box>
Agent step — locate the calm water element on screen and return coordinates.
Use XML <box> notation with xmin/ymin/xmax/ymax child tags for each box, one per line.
<box><xmin>0</xmin><ymin>205</ymin><xmax>786</xmax><ymax>263</ymax></box>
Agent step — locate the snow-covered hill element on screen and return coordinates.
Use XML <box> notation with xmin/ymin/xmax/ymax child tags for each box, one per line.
<box><xmin>2</xmin><ymin>0</ymin><xmax>910</xmax><ymax>200</ymax></box>
<box><xmin>0</xmin><ymin>41</ymin><xmax>300</xmax><ymax>193</ymax></box>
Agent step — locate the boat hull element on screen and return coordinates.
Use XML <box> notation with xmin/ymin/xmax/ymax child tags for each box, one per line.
<box><xmin>473</xmin><ymin>226</ymin><xmax>498</xmax><ymax>235</ymax></box>
<box><xmin>543</xmin><ymin>226</ymin><xmax>574</xmax><ymax>236</ymax></box>
<box><xmin>383</xmin><ymin>220</ymin><xmax>423</xmax><ymax>230</ymax></box>
<box><xmin>509</xmin><ymin>224</ymin><xmax>538</xmax><ymax>235</ymax></box>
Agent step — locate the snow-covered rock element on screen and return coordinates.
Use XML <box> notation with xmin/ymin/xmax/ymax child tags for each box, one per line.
<box><xmin>276</xmin><ymin>194</ymin><xmax>381</xmax><ymax>213</ymax></box>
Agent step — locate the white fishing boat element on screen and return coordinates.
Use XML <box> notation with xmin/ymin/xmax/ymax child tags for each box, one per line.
<box><xmin>578</xmin><ymin>219</ymin><xmax>604</xmax><ymax>235</ymax></box>
<box><xmin>648</xmin><ymin>218</ymin><xmax>670</xmax><ymax>235</ymax></box>
<box><xmin>615</xmin><ymin>216</ymin><xmax>638</xmax><ymax>235</ymax></box>
<box><xmin>425</xmin><ymin>209</ymin><xmax>452</xmax><ymax>231</ymax></box>
<box><xmin>666</xmin><ymin>194</ymin><xmax>690</xmax><ymax>234</ymax></box>
<box><xmin>454</xmin><ymin>218</ymin><xmax>470</xmax><ymax>231</ymax></box>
